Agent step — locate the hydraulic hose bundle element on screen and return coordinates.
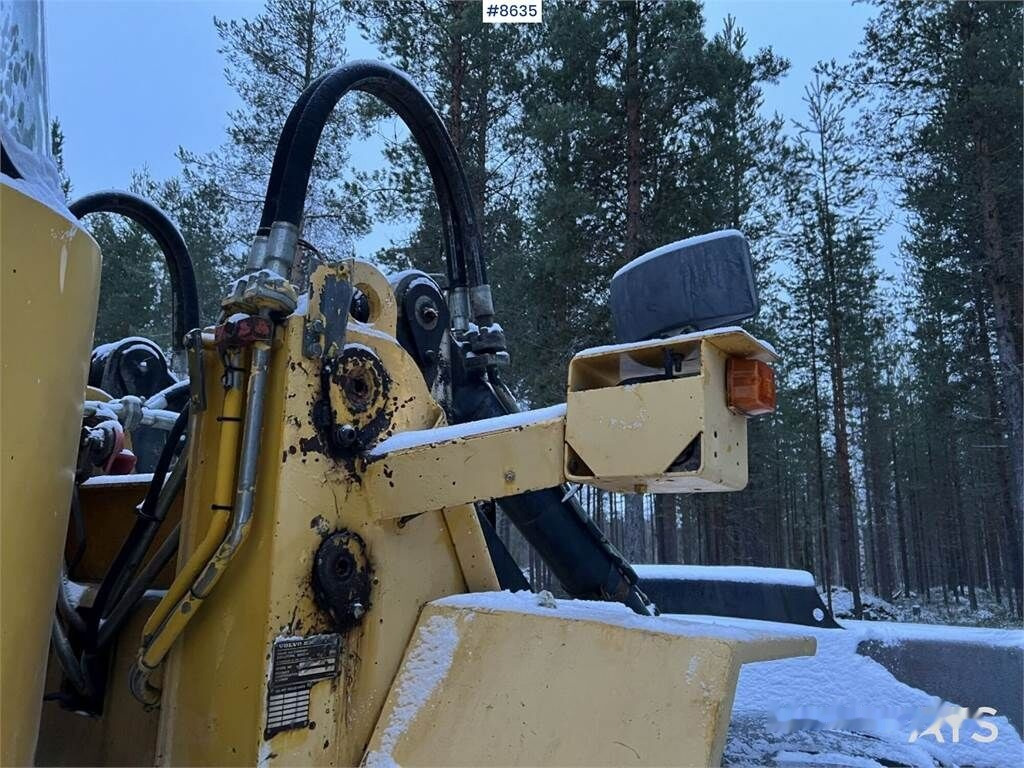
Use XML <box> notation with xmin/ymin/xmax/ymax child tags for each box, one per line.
<box><xmin>130</xmin><ymin>273</ymin><xmax>296</xmax><ymax>705</ymax></box>
<box><xmin>133</xmin><ymin>65</ymin><xmax>494</xmax><ymax>699</ymax></box>
<box><xmin>252</xmin><ymin>61</ymin><xmax>495</xmax><ymax>332</ymax></box>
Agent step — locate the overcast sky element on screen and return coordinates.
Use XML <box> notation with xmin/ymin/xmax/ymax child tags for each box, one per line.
<box><xmin>45</xmin><ymin>0</ymin><xmax>900</xmax><ymax>268</ymax></box>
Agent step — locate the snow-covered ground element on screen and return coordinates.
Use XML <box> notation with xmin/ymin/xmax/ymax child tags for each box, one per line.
<box><xmin>665</xmin><ymin>614</ymin><xmax>1024</xmax><ymax>768</ymax></box>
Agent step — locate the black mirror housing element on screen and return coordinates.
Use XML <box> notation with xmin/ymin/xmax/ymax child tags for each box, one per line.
<box><xmin>610</xmin><ymin>230</ymin><xmax>759</xmax><ymax>343</ymax></box>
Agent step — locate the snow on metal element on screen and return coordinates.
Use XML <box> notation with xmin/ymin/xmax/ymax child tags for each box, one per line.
<box><xmin>848</xmin><ymin>619</ymin><xmax>1024</xmax><ymax>651</ymax></box>
<box><xmin>435</xmin><ymin>590</ymin><xmax>769</xmax><ymax>644</ymax></box>
<box><xmin>633</xmin><ymin>564</ymin><xmax>816</xmax><ymax>588</ymax></box>
<box><xmin>0</xmin><ymin>126</ymin><xmax>77</xmax><ymax>224</ymax></box>
<box><xmin>368</xmin><ymin>404</ymin><xmax>566</xmax><ymax>456</ymax></box>
<box><xmin>364</xmin><ymin>614</ymin><xmax>465</xmax><ymax>768</ymax></box>
<box><xmin>574</xmin><ymin>325</ymin><xmax>779</xmax><ymax>364</ymax></box>
<box><xmin>80</xmin><ymin>472</ymin><xmax>155</xmax><ymax>487</ymax></box>
<box><xmin>612</xmin><ymin>229</ymin><xmax>743</xmax><ymax>281</ymax></box>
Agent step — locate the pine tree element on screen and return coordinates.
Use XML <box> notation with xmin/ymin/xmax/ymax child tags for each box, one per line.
<box><xmin>780</xmin><ymin>76</ymin><xmax>887</xmax><ymax>617</ymax></box>
<box><xmin>515</xmin><ymin>0</ymin><xmax>715</xmax><ymax>404</ymax></box>
<box><xmin>183</xmin><ymin>0</ymin><xmax>367</xmax><ymax>250</ymax></box>
<box><xmin>682</xmin><ymin>13</ymin><xmax>789</xmax><ymax>568</ymax></box>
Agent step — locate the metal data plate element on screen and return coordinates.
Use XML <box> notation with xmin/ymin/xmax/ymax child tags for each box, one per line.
<box><xmin>265</xmin><ymin>634</ymin><xmax>341</xmax><ymax>738</ymax></box>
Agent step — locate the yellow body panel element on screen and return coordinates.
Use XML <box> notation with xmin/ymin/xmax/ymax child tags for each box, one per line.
<box><xmin>366</xmin><ymin>330</ymin><xmax>771</xmax><ymax>510</ymax></box>
<box><xmin>366</xmin><ymin>596</ymin><xmax>814</xmax><ymax>767</ymax></box>
<box><xmin>0</xmin><ymin>183</ymin><xmax>101</xmax><ymax>766</ymax></box>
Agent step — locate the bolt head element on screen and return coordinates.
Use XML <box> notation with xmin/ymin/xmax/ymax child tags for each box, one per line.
<box><xmin>334</xmin><ymin>423</ymin><xmax>358</xmax><ymax>447</ymax></box>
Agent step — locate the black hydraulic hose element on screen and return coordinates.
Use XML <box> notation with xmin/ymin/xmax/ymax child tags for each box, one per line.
<box><xmin>69</xmin><ymin>191</ymin><xmax>200</xmax><ymax>350</ymax></box>
<box><xmin>476</xmin><ymin>507</ymin><xmax>531</xmax><ymax>592</ymax></box>
<box><xmin>272</xmin><ymin>61</ymin><xmax>486</xmax><ymax>291</ymax></box>
<box><xmin>258</xmin><ymin>71</ymin><xmax>331</xmax><ymax>232</ymax></box>
<box><xmin>87</xmin><ymin>406</ymin><xmax>190</xmax><ymax>646</ymax></box>
<box><xmin>51</xmin><ymin>619</ymin><xmax>92</xmax><ymax>697</ymax></box>
<box><xmin>56</xmin><ymin>562</ymin><xmax>87</xmax><ymax>636</ymax></box>
<box><xmin>97</xmin><ymin>522</ymin><xmax>181</xmax><ymax>649</ymax></box>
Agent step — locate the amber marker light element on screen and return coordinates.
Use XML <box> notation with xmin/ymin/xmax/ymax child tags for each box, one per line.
<box><xmin>726</xmin><ymin>357</ymin><xmax>776</xmax><ymax>416</ymax></box>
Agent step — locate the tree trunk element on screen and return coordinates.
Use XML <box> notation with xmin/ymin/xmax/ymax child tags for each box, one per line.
<box><xmin>866</xmin><ymin>401</ymin><xmax>895</xmax><ymax>599</ymax></box>
<box><xmin>447</xmin><ymin>1</ymin><xmax>465</xmax><ymax>149</ymax></box>
<box><xmin>471</xmin><ymin>20</ymin><xmax>490</xmax><ymax>234</ymax></box>
<box><xmin>972</xmin><ymin>287</ymin><xmax>1018</xmax><ymax>610</ymax></box>
<box><xmin>815</xmin><ymin>113</ymin><xmax>863</xmax><ymax>615</ymax></box>
<box><xmin>654</xmin><ymin>495</ymin><xmax>678</xmax><ymax>563</ymax></box>
<box><xmin>808</xmin><ymin>307</ymin><xmax>833</xmax><ymax>613</ymax></box>
<box><xmin>622</xmin><ymin>493</ymin><xmax>645</xmax><ymax>562</ymax></box>
<box><xmin>891</xmin><ymin>428</ymin><xmax>912</xmax><ymax>597</ymax></box>
<box><xmin>302</xmin><ymin>0</ymin><xmax>316</xmax><ymax>87</ymax></box>
<box><xmin>974</xmin><ymin>122</ymin><xmax>1024</xmax><ymax>614</ymax></box>
<box><xmin>622</xmin><ymin>0</ymin><xmax>642</xmax><ymax>265</ymax></box>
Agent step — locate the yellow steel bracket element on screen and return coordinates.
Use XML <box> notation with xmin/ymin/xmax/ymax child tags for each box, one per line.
<box><xmin>362</xmin><ymin>328</ymin><xmax>778</xmax><ymax>519</ymax></box>
<box><xmin>565</xmin><ymin>327</ymin><xmax>778</xmax><ymax>493</ymax></box>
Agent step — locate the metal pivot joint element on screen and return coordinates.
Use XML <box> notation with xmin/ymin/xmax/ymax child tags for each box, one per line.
<box><xmin>312</xmin><ymin>530</ymin><xmax>371</xmax><ymax>630</ymax></box>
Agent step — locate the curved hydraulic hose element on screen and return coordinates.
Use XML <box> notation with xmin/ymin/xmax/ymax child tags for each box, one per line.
<box><xmin>257</xmin><ymin>71</ymin><xmax>331</xmax><ymax>232</ymax></box>
<box><xmin>267</xmin><ymin>61</ymin><xmax>487</xmax><ymax>309</ymax></box>
<box><xmin>69</xmin><ymin>191</ymin><xmax>200</xmax><ymax>350</ymax></box>
<box><xmin>245</xmin><ymin>72</ymin><xmax>334</xmax><ymax>270</ymax></box>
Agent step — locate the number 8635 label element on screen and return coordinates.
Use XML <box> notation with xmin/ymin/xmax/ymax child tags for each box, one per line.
<box><xmin>483</xmin><ymin>1</ymin><xmax>542</xmax><ymax>24</ymax></box>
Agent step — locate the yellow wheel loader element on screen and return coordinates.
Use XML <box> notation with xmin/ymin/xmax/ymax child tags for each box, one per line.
<box><xmin>1</xmin><ymin>6</ymin><xmax>813</xmax><ymax>765</ymax></box>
